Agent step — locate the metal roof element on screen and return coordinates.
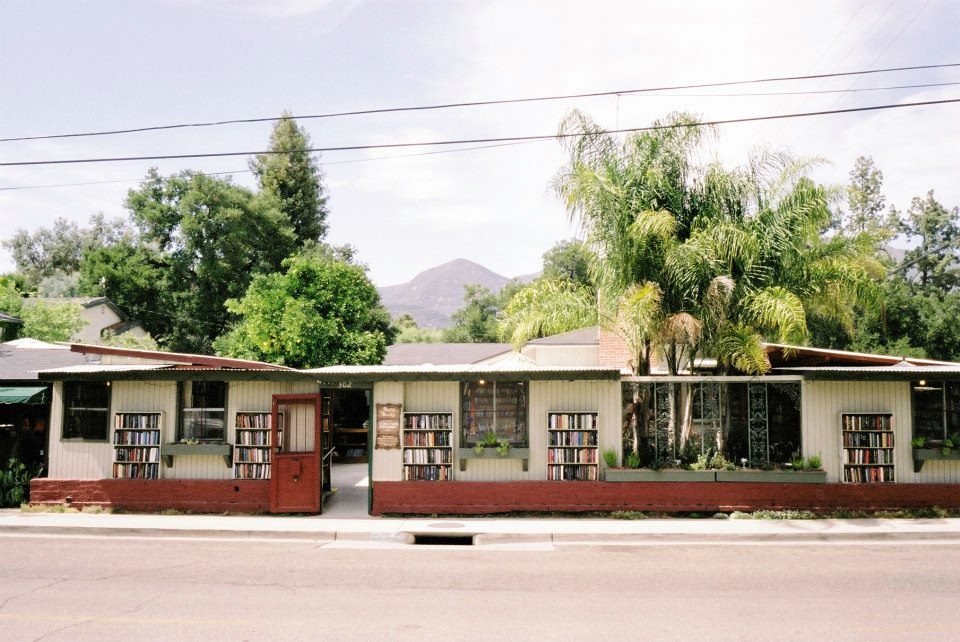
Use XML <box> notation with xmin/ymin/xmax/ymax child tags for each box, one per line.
<box><xmin>775</xmin><ymin>365</ymin><xmax>960</xmax><ymax>380</ymax></box>
<box><xmin>306</xmin><ymin>363</ymin><xmax>622</xmax><ymax>382</ymax></box>
<box><xmin>383</xmin><ymin>342</ymin><xmax>511</xmax><ymax>366</ymax></box>
<box><xmin>527</xmin><ymin>326</ymin><xmax>599</xmax><ymax>346</ymax></box>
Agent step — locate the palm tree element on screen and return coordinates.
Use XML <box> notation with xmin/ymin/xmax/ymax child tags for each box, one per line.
<box><xmin>501</xmin><ymin>110</ymin><xmax>883</xmax><ymax>461</ymax></box>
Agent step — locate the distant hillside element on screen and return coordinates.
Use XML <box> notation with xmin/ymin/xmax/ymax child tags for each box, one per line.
<box><xmin>378</xmin><ymin>259</ymin><xmax>535</xmax><ymax>328</ymax></box>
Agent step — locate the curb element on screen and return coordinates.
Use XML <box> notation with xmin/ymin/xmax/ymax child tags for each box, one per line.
<box><xmin>4</xmin><ymin>523</ymin><xmax>960</xmax><ymax>544</ymax></box>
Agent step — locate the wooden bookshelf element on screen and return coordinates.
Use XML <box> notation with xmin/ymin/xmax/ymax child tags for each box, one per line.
<box><xmin>112</xmin><ymin>412</ymin><xmax>161</xmax><ymax>479</ymax></box>
<box><xmin>547</xmin><ymin>411</ymin><xmax>598</xmax><ymax>481</ymax></box>
<box><xmin>233</xmin><ymin>411</ymin><xmax>283</xmax><ymax>480</ymax></box>
<box><xmin>402</xmin><ymin>412</ymin><xmax>453</xmax><ymax>481</ymax></box>
<box><xmin>841</xmin><ymin>412</ymin><xmax>895</xmax><ymax>483</ymax></box>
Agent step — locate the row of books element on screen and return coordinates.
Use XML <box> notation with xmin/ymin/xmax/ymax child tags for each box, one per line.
<box><xmin>844</xmin><ymin>466</ymin><xmax>895</xmax><ymax>483</ymax></box>
<box><xmin>548</xmin><ymin>447</ymin><xmax>597</xmax><ymax>464</ymax></box>
<box><xmin>234</xmin><ymin>463</ymin><xmax>271</xmax><ymax>479</ymax></box>
<box><xmin>114</xmin><ymin>447</ymin><xmax>159</xmax><ymax>463</ymax></box>
<box><xmin>548</xmin><ymin>431</ymin><xmax>597</xmax><ymax>446</ymax></box>
<box><xmin>403</xmin><ymin>448</ymin><xmax>452</xmax><ymax>464</ymax></box>
<box><xmin>547</xmin><ymin>464</ymin><xmax>598</xmax><ymax>481</ymax></box>
<box><xmin>403</xmin><ymin>414</ymin><xmax>452</xmax><ymax>431</ymax></box>
<box><xmin>403</xmin><ymin>432</ymin><xmax>451</xmax><ymax>447</ymax></box>
<box><xmin>845</xmin><ymin>449</ymin><xmax>894</xmax><ymax>464</ymax></box>
<box><xmin>548</xmin><ymin>413</ymin><xmax>597</xmax><ymax>431</ymax></box>
<box><xmin>113</xmin><ymin>463</ymin><xmax>159</xmax><ymax>479</ymax></box>
<box><xmin>234</xmin><ymin>447</ymin><xmax>272</xmax><ymax>463</ymax></box>
<box><xmin>113</xmin><ymin>429</ymin><xmax>160</xmax><ymax>445</ymax></box>
<box><xmin>843</xmin><ymin>432</ymin><xmax>893</xmax><ymax>448</ymax></box>
<box><xmin>235</xmin><ymin>430</ymin><xmax>280</xmax><ymax>446</ymax></box>
<box><xmin>842</xmin><ymin>415</ymin><xmax>892</xmax><ymax>431</ymax></box>
<box><xmin>115</xmin><ymin>413</ymin><xmax>160</xmax><ymax>430</ymax></box>
<box><xmin>403</xmin><ymin>465</ymin><xmax>450</xmax><ymax>481</ymax></box>
<box><xmin>236</xmin><ymin>413</ymin><xmax>283</xmax><ymax>429</ymax></box>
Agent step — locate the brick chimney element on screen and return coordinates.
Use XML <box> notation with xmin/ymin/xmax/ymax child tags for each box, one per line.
<box><xmin>598</xmin><ymin>328</ymin><xmax>632</xmax><ymax>369</ymax></box>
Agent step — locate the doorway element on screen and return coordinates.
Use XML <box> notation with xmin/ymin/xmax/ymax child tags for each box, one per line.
<box><xmin>321</xmin><ymin>387</ymin><xmax>372</xmax><ymax>516</ymax></box>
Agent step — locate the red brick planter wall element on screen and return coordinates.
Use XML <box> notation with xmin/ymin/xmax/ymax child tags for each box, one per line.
<box><xmin>371</xmin><ymin>481</ymin><xmax>960</xmax><ymax>515</ymax></box>
<box><xmin>30</xmin><ymin>479</ymin><xmax>270</xmax><ymax>513</ymax></box>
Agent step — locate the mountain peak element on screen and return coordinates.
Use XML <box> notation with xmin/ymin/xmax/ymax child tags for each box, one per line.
<box><xmin>378</xmin><ymin>259</ymin><xmax>525</xmax><ymax>328</ymax></box>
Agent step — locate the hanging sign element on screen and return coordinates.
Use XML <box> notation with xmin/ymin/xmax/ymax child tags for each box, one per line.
<box><xmin>375</xmin><ymin>403</ymin><xmax>402</xmax><ymax>449</ymax></box>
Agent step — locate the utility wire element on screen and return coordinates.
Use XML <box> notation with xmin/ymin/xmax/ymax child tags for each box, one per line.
<box><xmin>2</xmin><ymin>97</ymin><xmax>958</xmax><ymax>168</ymax></box>
<box><xmin>1</xmin><ymin>62</ymin><xmax>958</xmax><ymax>143</ymax></box>
<box><xmin>0</xmin><ymin>140</ymin><xmax>540</xmax><ymax>191</ymax></box>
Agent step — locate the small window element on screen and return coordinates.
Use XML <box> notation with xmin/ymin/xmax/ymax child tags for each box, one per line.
<box><xmin>461</xmin><ymin>381</ymin><xmax>528</xmax><ymax>447</ymax></box>
<box><xmin>179</xmin><ymin>381</ymin><xmax>226</xmax><ymax>442</ymax></box>
<box><xmin>62</xmin><ymin>381</ymin><xmax>110</xmax><ymax>440</ymax></box>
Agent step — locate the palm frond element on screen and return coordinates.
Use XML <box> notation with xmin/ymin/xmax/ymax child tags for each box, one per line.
<box><xmin>498</xmin><ymin>278</ymin><xmax>598</xmax><ymax>349</ymax></box>
<box><xmin>741</xmin><ymin>286</ymin><xmax>809</xmax><ymax>345</ymax></box>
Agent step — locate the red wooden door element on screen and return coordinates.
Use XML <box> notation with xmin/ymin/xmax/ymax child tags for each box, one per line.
<box><xmin>270</xmin><ymin>393</ymin><xmax>322</xmax><ymax>513</ymax></box>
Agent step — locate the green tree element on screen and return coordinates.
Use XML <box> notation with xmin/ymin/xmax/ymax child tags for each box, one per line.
<box><xmin>18</xmin><ymin>301</ymin><xmax>86</xmax><ymax>342</ymax></box>
<box><xmin>119</xmin><ymin>169</ymin><xmax>297</xmax><ymax>353</ymax></box>
<box><xmin>498</xmin><ymin>278</ymin><xmax>597</xmax><ymax>347</ymax></box>
<box><xmin>79</xmin><ymin>239</ymin><xmax>169</xmax><ymax>340</ymax></box>
<box><xmin>505</xmin><ymin>110</ymin><xmax>880</xmax><ymax>456</ymax></box>
<box><xmin>444</xmin><ymin>284</ymin><xmax>504</xmax><ymax>343</ymax></box>
<box><xmin>843</xmin><ymin>155</ymin><xmax>888</xmax><ymax>238</ymax></box>
<box><xmin>214</xmin><ymin>249</ymin><xmax>393</xmax><ymax>368</ymax></box>
<box><xmin>0</xmin><ymin>278</ymin><xmax>86</xmax><ymax>341</ymax></box>
<box><xmin>391</xmin><ymin>314</ymin><xmax>445</xmax><ymax>343</ymax></box>
<box><xmin>894</xmin><ymin>190</ymin><xmax>960</xmax><ymax>294</ymax></box>
<box><xmin>541</xmin><ymin>239</ymin><xmax>594</xmax><ymax>289</ymax></box>
<box><xmin>252</xmin><ymin>113</ymin><xmax>329</xmax><ymax>244</ymax></box>
<box><xmin>3</xmin><ymin>215</ymin><xmax>133</xmax><ymax>290</ymax></box>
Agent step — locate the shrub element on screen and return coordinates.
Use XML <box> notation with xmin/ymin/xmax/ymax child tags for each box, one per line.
<box><xmin>0</xmin><ymin>458</ymin><xmax>39</xmax><ymax>508</ymax></box>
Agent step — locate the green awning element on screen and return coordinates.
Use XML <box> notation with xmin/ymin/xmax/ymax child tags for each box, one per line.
<box><xmin>0</xmin><ymin>386</ymin><xmax>49</xmax><ymax>404</ymax></box>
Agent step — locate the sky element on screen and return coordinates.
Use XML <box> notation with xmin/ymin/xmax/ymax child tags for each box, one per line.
<box><xmin>1</xmin><ymin>0</ymin><xmax>959</xmax><ymax>288</ymax></box>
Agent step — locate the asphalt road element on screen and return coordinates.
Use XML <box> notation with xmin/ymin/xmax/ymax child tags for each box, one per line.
<box><xmin>1</xmin><ymin>534</ymin><xmax>958</xmax><ymax>641</ymax></box>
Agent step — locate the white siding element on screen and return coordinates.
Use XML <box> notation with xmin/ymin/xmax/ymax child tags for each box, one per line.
<box><xmin>49</xmin><ymin>379</ymin><xmax>317</xmax><ymax>481</ymax></box>
<box><xmin>802</xmin><ymin>379</ymin><xmax>960</xmax><ymax>484</ymax></box>
<box><xmin>370</xmin><ymin>379</ymin><xmax>620</xmax><ymax>482</ymax></box>
<box><xmin>48</xmin><ymin>381</ymin><xmax>113</xmax><ymax>480</ymax></box>
<box><xmin>371</xmin><ymin>382</ymin><xmax>404</xmax><ymax>481</ymax></box>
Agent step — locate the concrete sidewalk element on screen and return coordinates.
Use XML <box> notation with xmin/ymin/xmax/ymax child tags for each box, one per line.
<box><xmin>2</xmin><ymin>508</ymin><xmax>960</xmax><ymax>544</ymax></box>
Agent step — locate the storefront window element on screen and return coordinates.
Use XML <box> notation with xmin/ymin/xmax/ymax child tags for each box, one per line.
<box><xmin>62</xmin><ymin>381</ymin><xmax>110</xmax><ymax>441</ymax></box>
<box><xmin>912</xmin><ymin>380</ymin><xmax>960</xmax><ymax>443</ymax></box>
<box><xmin>461</xmin><ymin>381</ymin><xmax>527</xmax><ymax>447</ymax></box>
<box><xmin>179</xmin><ymin>381</ymin><xmax>226</xmax><ymax>442</ymax></box>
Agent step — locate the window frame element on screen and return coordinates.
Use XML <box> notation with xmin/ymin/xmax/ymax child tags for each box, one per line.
<box><xmin>460</xmin><ymin>380</ymin><xmax>528</xmax><ymax>447</ymax></box>
<box><xmin>911</xmin><ymin>380</ymin><xmax>960</xmax><ymax>444</ymax></box>
<box><xmin>61</xmin><ymin>381</ymin><xmax>111</xmax><ymax>442</ymax></box>
<box><xmin>178</xmin><ymin>380</ymin><xmax>228</xmax><ymax>443</ymax></box>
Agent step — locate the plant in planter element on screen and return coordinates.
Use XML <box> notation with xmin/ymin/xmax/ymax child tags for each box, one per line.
<box><xmin>791</xmin><ymin>456</ymin><xmax>805</xmax><ymax>470</ymax></box>
<box><xmin>912</xmin><ymin>436</ymin><xmax>927</xmax><ymax>449</ymax></box>
<box><xmin>473</xmin><ymin>431</ymin><xmax>510</xmax><ymax>457</ymax></box>
<box><xmin>603</xmin><ymin>448</ymin><xmax>618</xmax><ymax>468</ymax></box>
<box><xmin>805</xmin><ymin>455</ymin><xmax>822</xmax><ymax>471</ymax></box>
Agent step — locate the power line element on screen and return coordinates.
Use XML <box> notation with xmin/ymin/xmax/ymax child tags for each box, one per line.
<box><xmin>0</xmin><ymin>140</ymin><xmax>541</xmax><ymax>191</ymax></box>
<box><xmin>2</xmin><ymin>62</ymin><xmax>958</xmax><ymax>143</ymax></box>
<box><xmin>2</xmin><ymin>97</ymin><xmax>958</xmax><ymax>168</ymax></box>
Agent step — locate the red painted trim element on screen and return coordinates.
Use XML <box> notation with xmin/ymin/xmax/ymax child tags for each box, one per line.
<box><xmin>371</xmin><ymin>481</ymin><xmax>960</xmax><ymax>515</ymax></box>
<box><xmin>30</xmin><ymin>479</ymin><xmax>270</xmax><ymax>513</ymax></box>
<box><xmin>69</xmin><ymin>343</ymin><xmax>290</xmax><ymax>371</ymax></box>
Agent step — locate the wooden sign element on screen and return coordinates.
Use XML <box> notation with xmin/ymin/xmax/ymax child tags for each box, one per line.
<box><xmin>375</xmin><ymin>403</ymin><xmax>401</xmax><ymax>449</ymax></box>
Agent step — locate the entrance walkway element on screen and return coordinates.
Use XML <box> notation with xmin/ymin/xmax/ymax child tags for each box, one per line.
<box><xmin>321</xmin><ymin>462</ymin><xmax>370</xmax><ymax>518</ymax></box>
